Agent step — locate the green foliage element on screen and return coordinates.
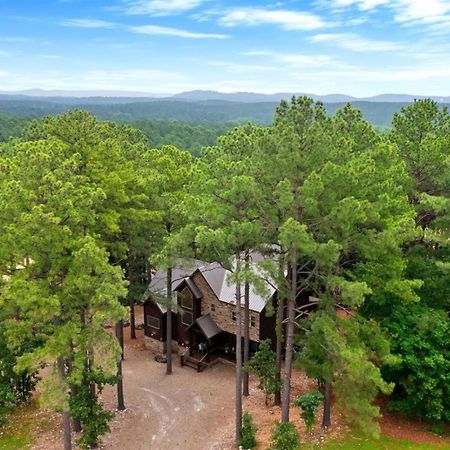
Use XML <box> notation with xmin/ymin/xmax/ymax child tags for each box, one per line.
<box><xmin>0</xmin><ymin>114</ymin><xmax>29</xmax><ymax>142</ymax></box>
<box><xmin>69</xmin><ymin>369</ymin><xmax>115</xmax><ymax>449</ymax></box>
<box><xmin>382</xmin><ymin>304</ymin><xmax>450</xmax><ymax>422</ymax></box>
<box><xmin>269</xmin><ymin>421</ymin><xmax>300</xmax><ymax>450</ymax></box>
<box><xmin>294</xmin><ymin>390</ymin><xmax>324</xmax><ymax>432</ymax></box>
<box><xmin>132</xmin><ymin>120</ymin><xmax>232</xmax><ymax>156</ymax></box>
<box><xmin>297</xmin><ymin>313</ymin><xmax>395</xmax><ymax>436</ymax></box>
<box><xmin>245</xmin><ymin>340</ymin><xmax>282</xmax><ymax>405</ymax></box>
<box><xmin>239</xmin><ymin>411</ymin><xmax>258</xmax><ymax>449</ymax></box>
<box><xmin>0</xmin><ymin>385</ymin><xmax>15</xmax><ymax>428</ymax></box>
<box><xmin>0</xmin><ymin>311</ymin><xmax>38</xmax><ymax>428</ymax></box>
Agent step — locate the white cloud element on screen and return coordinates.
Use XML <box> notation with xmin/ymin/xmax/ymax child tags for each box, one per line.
<box><xmin>218</xmin><ymin>7</ymin><xmax>332</xmax><ymax>30</ymax></box>
<box><xmin>61</xmin><ymin>19</ymin><xmax>118</xmax><ymax>28</ymax></box>
<box><xmin>39</xmin><ymin>54</ymin><xmax>60</xmax><ymax>59</ymax></box>
<box><xmin>393</xmin><ymin>0</ymin><xmax>450</xmax><ymax>24</ymax></box>
<box><xmin>309</xmin><ymin>33</ymin><xmax>404</xmax><ymax>52</ymax></box>
<box><xmin>330</xmin><ymin>0</ymin><xmax>389</xmax><ymax>10</ymax></box>
<box><xmin>124</xmin><ymin>0</ymin><xmax>206</xmax><ymax>16</ymax></box>
<box><xmin>243</xmin><ymin>51</ymin><xmax>339</xmax><ymax>68</ymax></box>
<box><xmin>208</xmin><ymin>60</ymin><xmax>277</xmax><ymax>73</ymax></box>
<box><xmin>130</xmin><ymin>24</ymin><xmax>229</xmax><ymax>38</ymax></box>
<box><xmin>324</xmin><ymin>0</ymin><xmax>450</xmax><ymax>26</ymax></box>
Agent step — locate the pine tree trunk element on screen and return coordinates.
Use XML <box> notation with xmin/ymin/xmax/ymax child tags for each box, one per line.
<box><xmin>235</xmin><ymin>253</ymin><xmax>243</xmax><ymax>445</ymax></box>
<box><xmin>281</xmin><ymin>255</ymin><xmax>297</xmax><ymax>422</ymax></box>
<box><xmin>116</xmin><ymin>358</ymin><xmax>126</xmax><ymax>411</ymax></box>
<box><xmin>242</xmin><ymin>251</ymin><xmax>250</xmax><ymax>397</ymax></box>
<box><xmin>57</xmin><ymin>356</ymin><xmax>72</xmax><ymax>450</ymax></box>
<box><xmin>322</xmin><ymin>381</ymin><xmax>331</xmax><ymax>428</ymax></box>
<box><xmin>129</xmin><ymin>257</ymin><xmax>137</xmax><ymax>340</ymax></box>
<box><xmin>70</xmin><ymin>384</ymin><xmax>82</xmax><ymax>433</ymax></box>
<box><xmin>274</xmin><ymin>295</ymin><xmax>284</xmax><ymax>406</ymax></box>
<box><xmin>166</xmin><ymin>267</ymin><xmax>173</xmax><ymax>375</ymax></box>
<box><xmin>115</xmin><ymin>321</ymin><xmax>126</xmax><ymax>411</ymax></box>
<box><xmin>68</xmin><ymin>343</ymin><xmax>82</xmax><ymax>433</ymax></box>
<box><xmin>130</xmin><ymin>298</ymin><xmax>136</xmax><ymax>339</ymax></box>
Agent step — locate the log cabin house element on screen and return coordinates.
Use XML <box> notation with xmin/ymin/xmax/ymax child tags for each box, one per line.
<box><xmin>141</xmin><ymin>258</ymin><xmax>280</xmax><ymax>370</ymax></box>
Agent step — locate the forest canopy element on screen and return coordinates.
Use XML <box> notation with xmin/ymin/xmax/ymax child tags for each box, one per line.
<box><xmin>0</xmin><ymin>98</ymin><xmax>448</xmax><ymax>448</ymax></box>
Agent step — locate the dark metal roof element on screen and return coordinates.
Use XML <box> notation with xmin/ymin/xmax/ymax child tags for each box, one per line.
<box><xmin>190</xmin><ymin>314</ymin><xmax>221</xmax><ymax>340</ymax></box>
<box><xmin>175</xmin><ymin>277</ymin><xmax>203</xmax><ymax>300</ymax></box>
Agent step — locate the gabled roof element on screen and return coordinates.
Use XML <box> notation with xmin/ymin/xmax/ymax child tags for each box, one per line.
<box><xmin>176</xmin><ymin>277</ymin><xmax>203</xmax><ymax>300</ymax></box>
<box><xmin>142</xmin><ymin>253</ymin><xmax>276</xmax><ymax>314</ymax></box>
<box><xmin>141</xmin><ymin>259</ymin><xmax>207</xmax><ymax>313</ymax></box>
<box><xmin>189</xmin><ymin>313</ymin><xmax>221</xmax><ymax>339</ymax></box>
<box><xmin>197</xmin><ymin>257</ymin><xmax>275</xmax><ymax>313</ymax></box>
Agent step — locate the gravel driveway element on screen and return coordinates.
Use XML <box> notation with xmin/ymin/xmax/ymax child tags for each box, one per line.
<box><xmin>100</xmin><ymin>321</ymin><xmax>236</xmax><ymax>450</ymax></box>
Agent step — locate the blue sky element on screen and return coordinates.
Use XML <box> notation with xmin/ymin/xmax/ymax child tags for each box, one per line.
<box><xmin>1</xmin><ymin>0</ymin><xmax>450</xmax><ymax>96</ymax></box>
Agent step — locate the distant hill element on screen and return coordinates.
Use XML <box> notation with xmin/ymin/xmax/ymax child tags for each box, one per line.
<box><xmin>171</xmin><ymin>90</ymin><xmax>358</xmax><ymax>103</ymax></box>
<box><xmin>1</xmin><ymin>89</ymin><xmax>449</xmax><ymax>103</ymax></box>
<box><xmin>0</xmin><ymin>94</ymin><xmax>449</xmax><ymax>129</ymax></box>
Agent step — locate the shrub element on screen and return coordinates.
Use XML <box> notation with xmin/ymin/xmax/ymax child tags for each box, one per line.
<box><xmin>294</xmin><ymin>390</ymin><xmax>324</xmax><ymax>432</ymax></box>
<box><xmin>69</xmin><ymin>369</ymin><xmax>116</xmax><ymax>449</ymax></box>
<box><xmin>269</xmin><ymin>421</ymin><xmax>299</xmax><ymax>450</ymax></box>
<box><xmin>239</xmin><ymin>411</ymin><xmax>257</xmax><ymax>449</ymax></box>
<box><xmin>245</xmin><ymin>339</ymin><xmax>282</xmax><ymax>405</ymax></box>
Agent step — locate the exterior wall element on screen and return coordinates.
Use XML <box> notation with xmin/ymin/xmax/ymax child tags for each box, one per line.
<box><xmin>192</xmin><ymin>271</ymin><xmax>261</xmax><ymax>342</ymax></box>
<box><xmin>259</xmin><ymin>295</ymin><xmax>277</xmax><ymax>347</ymax></box>
<box><xmin>144</xmin><ymin>335</ymin><xmax>165</xmax><ymax>353</ymax></box>
<box><xmin>174</xmin><ymin>285</ymin><xmax>203</xmax><ymax>346</ymax></box>
<box><xmin>143</xmin><ymin>300</ymin><xmax>165</xmax><ymax>342</ymax></box>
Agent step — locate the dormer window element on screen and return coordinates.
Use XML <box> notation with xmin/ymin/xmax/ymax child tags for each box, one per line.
<box><xmin>180</xmin><ymin>289</ymin><xmax>193</xmax><ymax>310</ymax></box>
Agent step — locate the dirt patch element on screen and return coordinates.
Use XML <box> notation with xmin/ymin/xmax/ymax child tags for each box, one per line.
<box><xmin>24</xmin><ymin>307</ymin><xmax>450</xmax><ymax>449</ymax></box>
<box><xmin>243</xmin><ymin>372</ymin><xmax>348</xmax><ymax>449</ymax></box>
<box><xmin>378</xmin><ymin>399</ymin><xmax>450</xmax><ymax>446</ymax></box>
<box><xmin>99</xmin><ymin>307</ymin><xmax>236</xmax><ymax>450</ymax></box>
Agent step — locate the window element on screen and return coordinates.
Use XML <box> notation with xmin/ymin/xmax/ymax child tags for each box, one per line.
<box><xmin>147</xmin><ymin>315</ymin><xmax>160</xmax><ymax>329</ymax></box>
<box><xmin>180</xmin><ymin>290</ymin><xmax>193</xmax><ymax>310</ymax></box>
<box><xmin>211</xmin><ymin>303</ymin><xmax>216</xmax><ymax>312</ymax></box>
<box><xmin>181</xmin><ymin>311</ymin><xmax>193</xmax><ymax>326</ymax></box>
<box><xmin>250</xmin><ymin>316</ymin><xmax>256</xmax><ymax>327</ymax></box>
<box><xmin>232</xmin><ymin>311</ymin><xmax>237</xmax><ymax>321</ymax></box>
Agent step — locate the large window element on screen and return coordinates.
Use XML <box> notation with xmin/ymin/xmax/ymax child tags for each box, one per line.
<box><xmin>147</xmin><ymin>315</ymin><xmax>160</xmax><ymax>329</ymax></box>
<box><xmin>181</xmin><ymin>311</ymin><xmax>193</xmax><ymax>326</ymax></box>
<box><xmin>180</xmin><ymin>290</ymin><xmax>193</xmax><ymax>310</ymax></box>
<box><xmin>250</xmin><ymin>316</ymin><xmax>256</xmax><ymax>327</ymax></box>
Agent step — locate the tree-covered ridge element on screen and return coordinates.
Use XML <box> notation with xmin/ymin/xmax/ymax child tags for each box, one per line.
<box><xmin>1</xmin><ymin>95</ymin><xmax>449</xmax><ymax>128</ymax></box>
<box><xmin>0</xmin><ymin>114</ymin><xmax>232</xmax><ymax>157</ymax></box>
<box><xmin>0</xmin><ymin>99</ymin><xmax>448</xmax><ymax>448</ymax></box>
<box><xmin>0</xmin><ymin>114</ymin><xmax>30</xmax><ymax>142</ymax></box>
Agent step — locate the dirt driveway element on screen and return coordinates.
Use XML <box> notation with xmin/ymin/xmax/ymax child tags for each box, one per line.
<box><xmin>99</xmin><ymin>325</ymin><xmax>236</xmax><ymax>450</ymax></box>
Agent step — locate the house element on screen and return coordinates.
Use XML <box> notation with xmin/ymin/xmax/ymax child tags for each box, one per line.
<box><xmin>141</xmin><ymin>258</ymin><xmax>279</xmax><ymax>363</ymax></box>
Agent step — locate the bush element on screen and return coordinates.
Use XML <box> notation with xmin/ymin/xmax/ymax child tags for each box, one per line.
<box><xmin>294</xmin><ymin>390</ymin><xmax>324</xmax><ymax>432</ymax></box>
<box><xmin>69</xmin><ymin>369</ymin><xmax>116</xmax><ymax>449</ymax></box>
<box><xmin>269</xmin><ymin>421</ymin><xmax>299</xmax><ymax>450</ymax></box>
<box><xmin>239</xmin><ymin>411</ymin><xmax>257</xmax><ymax>449</ymax></box>
<box><xmin>245</xmin><ymin>339</ymin><xmax>282</xmax><ymax>405</ymax></box>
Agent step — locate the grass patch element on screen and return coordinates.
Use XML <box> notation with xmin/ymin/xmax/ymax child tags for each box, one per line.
<box><xmin>0</xmin><ymin>402</ymin><xmax>39</xmax><ymax>450</ymax></box>
<box><xmin>305</xmin><ymin>433</ymin><xmax>450</xmax><ymax>449</ymax></box>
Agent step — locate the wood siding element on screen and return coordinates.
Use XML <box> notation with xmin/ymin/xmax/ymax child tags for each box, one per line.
<box><xmin>174</xmin><ymin>286</ymin><xmax>202</xmax><ymax>346</ymax></box>
<box><xmin>143</xmin><ymin>300</ymin><xmax>165</xmax><ymax>342</ymax></box>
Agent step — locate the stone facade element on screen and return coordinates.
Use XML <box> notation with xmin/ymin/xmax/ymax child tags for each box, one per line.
<box><xmin>192</xmin><ymin>271</ymin><xmax>260</xmax><ymax>342</ymax></box>
<box><xmin>144</xmin><ymin>335</ymin><xmax>180</xmax><ymax>354</ymax></box>
<box><xmin>144</xmin><ymin>335</ymin><xmax>164</xmax><ymax>353</ymax></box>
